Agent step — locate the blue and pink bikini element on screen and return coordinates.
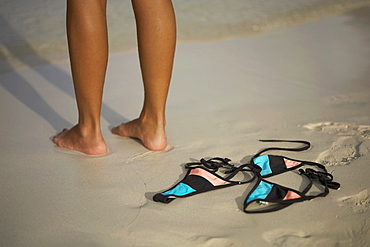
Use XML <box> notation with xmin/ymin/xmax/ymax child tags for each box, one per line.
<box><xmin>153</xmin><ymin>140</ymin><xmax>340</xmax><ymax>213</ymax></box>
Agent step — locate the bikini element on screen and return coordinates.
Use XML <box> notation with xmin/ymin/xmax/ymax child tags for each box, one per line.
<box><xmin>153</xmin><ymin>140</ymin><xmax>340</xmax><ymax>213</ymax></box>
<box><xmin>153</xmin><ymin>157</ymin><xmax>257</xmax><ymax>203</ymax></box>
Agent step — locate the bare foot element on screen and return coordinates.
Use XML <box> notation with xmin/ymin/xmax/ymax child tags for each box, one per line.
<box><xmin>53</xmin><ymin>125</ymin><xmax>108</xmax><ymax>155</ymax></box>
<box><xmin>111</xmin><ymin>118</ymin><xmax>167</xmax><ymax>151</ymax></box>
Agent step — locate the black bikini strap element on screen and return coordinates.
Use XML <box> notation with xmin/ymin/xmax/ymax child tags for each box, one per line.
<box><xmin>185</xmin><ymin>157</ymin><xmax>258</xmax><ymax>184</ymax></box>
<box><xmin>185</xmin><ymin>157</ymin><xmax>236</xmax><ymax>173</ymax></box>
<box><xmin>300</xmin><ymin>160</ymin><xmax>327</xmax><ymax>171</ymax></box>
<box><xmin>301</xmin><ymin>168</ymin><xmax>341</xmax><ymax>190</ymax></box>
<box><xmin>298</xmin><ymin>168</ymin><xmax>340</xmax><ymax>200</ymax></box>
<box><xmin>223</xmin><ymin>164</ymin><xmax>258</xmax><ymax>184</ymax></box>
<box><xmin>251</xmin><ymin>140</ymin><xmax>311</xmax><ymax>160</ymax></box>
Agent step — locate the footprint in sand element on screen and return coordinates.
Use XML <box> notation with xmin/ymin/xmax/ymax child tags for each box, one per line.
<box><xmin>262</xmin><ymin>228</ymin><xmax>338</xmax><ymax>247</ymax></box>
<box><xmin>338</xmin><ymin>189</ymin><xmax>370</xmax><ymax>213</ymax></box>
<box><xmin>315</xmin><ymin>136</ymin><xmax>363</xmax><ymax>166</ymax></box>
<box><xmin>302</xmin><ymin>122</ymin><xmax>370</xmax><ymax>138</ymax></box>
<box><xmin>302</xmin><ymin>122</ymin><xmax>370</xmax><ymax>166</ymax></box>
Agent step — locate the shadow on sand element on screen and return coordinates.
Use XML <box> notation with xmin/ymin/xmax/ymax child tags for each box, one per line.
<box><xmin>0</xmin><ymin>15</ymin><xmax>128</xmax><ymax>132</ymax></box>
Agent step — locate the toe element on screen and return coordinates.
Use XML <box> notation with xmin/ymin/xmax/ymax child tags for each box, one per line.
<box><xmin>111</xmin><ymin>126</ymin><xmax>119</xmax><ymax>135</ymax></box>
<box><xmin>52</xmin><ymin>136</ymin><xmax>58</xmax><ymax>144</ymax></box>
<box><xmin>53</xmin><ymin>137</ymin><xmax>61</xmax><ymax>147</ymax></box>
<box><xmin>112</xmin><ymin>124</ymin><xmax>126</xmax><ymax>136</ymax></box>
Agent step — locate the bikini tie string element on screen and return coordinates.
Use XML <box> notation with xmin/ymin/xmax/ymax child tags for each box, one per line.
<box><xmin>299</xmin><ymin>168</ymin><xmax>341</xmax><ymax>190</ymax></box>
<box><xmin>185</xmin><ymin>157</ymin><xmax>236</xmax><ymax>173</ymax></box>
<box><xmin>252</xmin><ymin>139</ymin><xmax>311</xmax><ymax>160</ymax></box>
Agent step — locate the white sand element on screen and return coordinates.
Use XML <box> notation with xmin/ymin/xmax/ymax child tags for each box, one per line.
<box><xmin>1</xmin><ymin>7</ymin><xmax>370</xmax><ymax>247</ymax></box>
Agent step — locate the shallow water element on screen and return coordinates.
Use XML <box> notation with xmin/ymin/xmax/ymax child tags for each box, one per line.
<box><xmin>0</xmin><ymin>0</ymin><xmax>369</xmax><ymax>73</ymax></box>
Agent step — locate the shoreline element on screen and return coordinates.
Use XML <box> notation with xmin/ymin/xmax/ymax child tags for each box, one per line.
<box><xmin>1</xmin><ymin>4</ymin><xmax>370</xmax><ymax>75</ymax></box>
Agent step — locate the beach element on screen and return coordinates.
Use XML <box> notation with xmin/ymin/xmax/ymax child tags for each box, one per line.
<box><xmin>1</xmin><ymin>5</ymin><xmax>370</xmax><ymax>247</ymax></box>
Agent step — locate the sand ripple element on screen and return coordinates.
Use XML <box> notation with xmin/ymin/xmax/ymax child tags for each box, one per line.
<box><xmin>262</xmin><ymin>229</ymin><xmax>338</xmax><ymax>247</ymax></box>
<box><xmin>338</xmin><ymin>189</ymin><xmax>370</xmax><ymax>213</ymax></box>
<box><xmin>191</xmin><ymin>235</ymin><xmax>241</xmax><ymax>247</ymax></box>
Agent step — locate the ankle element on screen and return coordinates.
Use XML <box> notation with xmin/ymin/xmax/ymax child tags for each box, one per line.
<box><xmin>76</xmin><ymin>123</ymin><xmax>102</xmax><ymax>138</ymax></box>
<box><xmin>139</xmin><ymin>112</ymin><xmax>166</xmax><ymax>128</ymax></box>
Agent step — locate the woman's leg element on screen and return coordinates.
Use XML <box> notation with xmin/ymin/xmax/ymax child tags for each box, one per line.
<box><xmin>53</xmin><ymin>0</ymin><xmax>108</xmax><ymax>155</ymax></box>
<box><xmin>112</xmin><ymin>0</ymin><xmax>176</xmax><ymax>151</ymax></box>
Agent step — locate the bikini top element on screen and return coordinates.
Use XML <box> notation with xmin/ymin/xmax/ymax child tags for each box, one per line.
<box><xmin>153</xmin><ymin>157</ymin><xmax>257</xmax><ymax>204</ymax></box>
<box><xmin>153</xmin><ymin>140</ymin><xmax>340</xmax><ymax>213</ymax></box>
